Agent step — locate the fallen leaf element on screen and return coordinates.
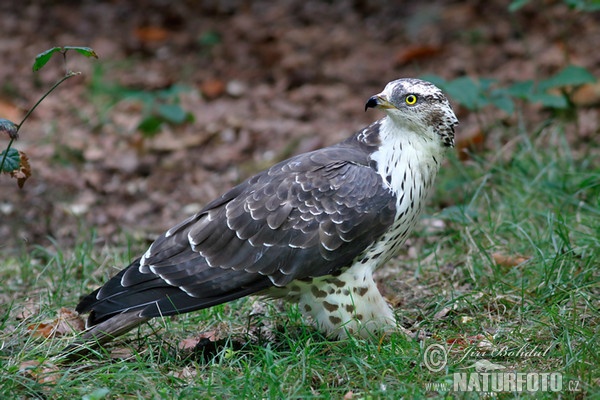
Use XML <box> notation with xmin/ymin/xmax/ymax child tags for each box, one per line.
<box><xmin>145</xmin><ymin>127</ymin><xmax>212</xmax><ymax>152</ymax></box>
<box><xmin>110</xmin><ymin>347</ymin><xmax>135</xmax><ymax>359</ymax></box>
<box><xmin>29</xmin><ymin>322</ymin><xmax>54</xmax><ymax>338</ymax></box>
<box><xmin>477</xmin><ymin>337</ymin><xmax>494</xmax><ymax>352</ymax></box>
<box><xmin>134</xmin><ymin>26</ymin><xmax>170</xmax><ymax>43</ymax></box>
<box><xmin>178</xmin><ymin>330</ymin><xmax>218</xmax><ymax>351</ymax></box>
<box><xmin>456</xmin><ymin>127</ymin><xmax>485</xmax><ymax>161</ymax></box>
<box><xmin>19</xmin><ymin>360</ymin><xmax>61</xmax><ymax>385</ymax></box>
<box><xmin>0</xmin><ymin>98</ymin><xmax>23</xmax><ymax>123</ymax></box>
<box><xmin>15</xmin><ymin>300</ymin><xmax>39</xmax><ymax>320</ymax></box>
<box><xmin>395</xmin><ymin>45</ymin><xmax>442</xmax><ymax>66</ymax></box>
<box><xmin>572</xmin><ymin>82</ymin><xmax>600</xmax><ymax>107</ymax></box>
<box><xmin>28</xmin><ymin>307</ymin><xmax>85</xmax><ymax>338</ymax></box>
<box><xmin>169</xmin><ymin>366</ymin><xmax>198</xmax><ymax>380</ymax></box>
<box><xmin>434</xmin><ymin>306</ymin><xmax>453</xmax><ymax>320</ymax></box>
<box><xmin>200</xmin><ymin>79</ymin><xmax>226</xmax><ymax>99</ymax></box>
<box><xmin>178</xmin><ymin>337</ymin><xmax>202</xmax><ymax>351</ymax></box>
<box><xmin>447</xmin><ymin>334</ymin><xmax>489</xmax><ymax>350</ymax></box>
<box><xmin>492</xmin><ymin>253</ymin><xmax>529</xmax><ymax>267</ymax></box>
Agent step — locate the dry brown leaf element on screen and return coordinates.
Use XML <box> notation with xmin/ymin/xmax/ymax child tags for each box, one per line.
<box><xmin>492</xmin><ymin>252</ymin><xmax>529</xmax><ymax>268</ymax></box>
<box><xmin>200</xmin><ymin>79</ymin><xmax>226</xmax><ymax>99</ymax></box>
<box><xmin>110</xmin><ymin>347</ymin><xmax>135</xmax><ymax>359</ymax></box>
<box><xmin>29</xmin><ymin>321</ymin><xmax>54</xmax><ymax>338</ymax></box>
<box><xmin>178</xmin><ymin>337</ymin><xmax>202</xmax><ymax>351</ymax></box>
<box><xmin>477</xmin><ymin>337</ymin><xmax>494</xmax><ymax>352</ymax></box>
<box><xmin>447</xmin><ymin>334</ymin><xmax>488</xmax><ymax>350</ymax></box>
<box><xmin>395</xmin><ymin>45</ymin><xmax>443</xmax><ymax>66</ymax></box>
<box><xmin>15</xmin><ymin>300</ymin><xmax>40</xmax><ymax>320</ymax></box>
<box><xmin>572</xmin><ymin>82</ymin><xmax>600</xmax><ymax>107</ymax></box>
<box><xmin>170</xmin><ymin>366</ymin><xmax>198</xmax><ymax>380</ymax></box>
<box><xmin>134</xmin><ymin>26</ymin><xmax>170</xmax><ymax>43</ymax></box>
<box><xmin>19</xmin><ymin>360</ymin><xmax>61</xmax><ymax>385</ymax></box>
<box><xmin>9</xmin><ymin>150</ymin><xmax>31</xmax><ymax>188</ymax></box>
<box><xmin>178</xmin><ymin>330</ymin><xmax>218</xmax><ymax>351</ymax></box>
<box><xmin>28</xmin><ymin>307</ymin><xmax>85</xmax><ymax>338</ymax></box>
<box><xmin>456</xmin><ymin>127</ymin><xmax>485</xmax><ymax>161</ymax></box>
<box><xmin>0</xmin><ymin>98</ymin><xmax>23</xmax><ymax>123</ymax></box>
<box><xmin>145</xmin><ymin>128</ymin><xmax>212</xmax><ymax>152</ymax></box>
<box><xmin>434</xmin><ymin>306</ymin><xmax>453</xmax><ymax>320</ymax></box>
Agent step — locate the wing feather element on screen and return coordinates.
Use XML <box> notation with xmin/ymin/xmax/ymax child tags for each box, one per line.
<box><xmin>77</xmin><ymin>134</ymin><xmax>398</xmax><ymax>332</ymax></box>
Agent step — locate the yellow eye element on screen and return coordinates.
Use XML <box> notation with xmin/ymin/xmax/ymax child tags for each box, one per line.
<box><xmin>405</xmin><ymin>94</ymin><xmax>418</xmax><ymax>105</ymax></box>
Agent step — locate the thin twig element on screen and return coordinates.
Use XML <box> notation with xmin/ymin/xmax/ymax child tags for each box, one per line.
<box><xmin>0</xmin><ymin>71</ymin><xmax>80</xmax><ymax>172</ymax></box>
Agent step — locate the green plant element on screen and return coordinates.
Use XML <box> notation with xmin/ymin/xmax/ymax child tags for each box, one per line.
<box><xmin>422</xmin><ymin>65</ymin><xmax>596</xmax><ymax>116</ymax></box>
<box><xmin>509</xmin><ymin>0</ymin><xmax>600</xmax><ymax>12</ymax></box>
<box><xmin>87</xmin><ymin>64</ymin><xmax>194</xmax><ymax>138</ymax></box>
<box><xmin>0</xmin><ymin>46</ymin><xmax>98</xmax><ymax>187</ymax></box>
<box><xmin>127</xmin><ymin>84</ymin><xmax>195</xmax><ymax>137</ymax></box>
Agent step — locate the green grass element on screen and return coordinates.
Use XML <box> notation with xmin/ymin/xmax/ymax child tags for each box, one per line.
<box><xmin>1</xmin><ymin>121</ymin><xmax>598</xmax><ymax>399</ymax></box>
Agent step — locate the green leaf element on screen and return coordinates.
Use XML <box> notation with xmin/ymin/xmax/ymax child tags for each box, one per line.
<box><xmin>33</xmin><ymin>46</ymin><xmax>98</xmax><ymax>72</ymax></box>
<box><xmin>478</xmin><ymin>78</ymin><xmax>498</xmax><ymax>92</ymax></box>
<box><xmin>126</xmin><ymin>91</ymin><xmax>155</xmax><ymax>106</ymax></box>
<box><xmin>538</xmin><ymin>65</ymin><xmax>596</xmax><ymax>91</ymax></box>
<box><xmin>63</xmin><ymin>46</ymin><xmax>99</xmax><ymax>59</ymax></box>
<box><xmin>564</xmin><ymin>0</ymin><xmax>600</xmax><ymax>11</ymax></box>
<box><xmin>0</xmin><ymin>147</ymin><xmax>20</xmax><ymax>172</ymax></box>
<box><xmin>445</xmin><ymin>77</ymin><xmax>485</xmax><ymax>111</ymax></box>
<box><xmin>528</xmin><ymin>93</ymin><xmax>569</xmax><ymax>109</ymax></box>
<box><xmin>32</xmin><ymin>47</ymin><xmax>62</xmax><ymax>72</ymax></box>
<box><xmin>508</xmin><ymin>0</ymin><xmax>531</xmax><ymax>12</ymax></box>
<box><xmin>489</xmin><ymin>93</ymin><xmax>515</xmax><ymax>114</ymax></box>
<box><xmin>419</xmin><ymin>74</ymin><xmax>447</xmax><ymax>88</ymax></box>
<box><xmin>199</xmin><ymin>30</ymin><xmax>222</xmax><ymax>47</ymax></box>
<box><xmin>138</xmin><ymin>115</ymin><xmax>163</xmax><ymax>136</ymax></box>
<box><xmin>158</xmin><ymin>84</ymin><xmax>191</xmax><ymax>98</ymax></box>
<box><xmin>506</xmin><ymin>80</ymin><xmax>535</xmax><ymax>98</ymax></box>
<box><xmin>157</xmin><ymin>103</ymin><xmax>188</xmax><ymax>124</ymax></box>
<box><xmin>0</xmin><ymin>118</ymin><xmax>18</xmax><ymax>139</ymax></box>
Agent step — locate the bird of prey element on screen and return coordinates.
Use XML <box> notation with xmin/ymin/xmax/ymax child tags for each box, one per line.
<box><xmin>73</xmin><ymin>78</ymin><xmax>458</xmax><ymax>349</ymax></box>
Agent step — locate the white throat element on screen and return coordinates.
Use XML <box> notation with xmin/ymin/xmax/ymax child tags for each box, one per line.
<box><xmin>370</xmin><ymin>116</ymin><xmax>445</xmax><ymax>216</ymax></box>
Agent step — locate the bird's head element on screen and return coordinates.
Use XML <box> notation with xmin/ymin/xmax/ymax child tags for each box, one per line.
<box><xmin>365</xmin><ymin>78</ymin><xmax>458</xmax><ymax>147</ymax></box>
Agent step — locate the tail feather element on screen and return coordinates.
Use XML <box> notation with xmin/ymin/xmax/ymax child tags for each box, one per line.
<box><xmin>65</xmin><ymin>256</ymin><xmax>269</xmax><ymax>357</ymax></box>
<box><xmin>82</xmin><ymin>311</ymin><xmax>150</xmax><ymax>343</ymax></box>
<box><xmin>64</xmin><ymin>311</ymin><xmax>150</xmax><ymax>356</ymax></box>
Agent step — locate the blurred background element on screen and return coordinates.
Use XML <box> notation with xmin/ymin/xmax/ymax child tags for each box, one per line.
<box><xmin>1</xmin><ymin>0</ymin><xmax>598</xmax><ymax>252</ymax></box>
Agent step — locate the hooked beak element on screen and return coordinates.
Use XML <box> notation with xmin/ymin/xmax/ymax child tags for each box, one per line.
<box><xmin>365</xmin><ymin>94</ymin><xmax>395</xmax><ymax>111</ymax></box>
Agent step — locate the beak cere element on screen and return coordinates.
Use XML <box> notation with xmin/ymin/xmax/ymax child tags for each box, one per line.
<box><xmin>365</xmin><ymin>94</ymin><xmax>395</xmax><ymax>111</ymax></box>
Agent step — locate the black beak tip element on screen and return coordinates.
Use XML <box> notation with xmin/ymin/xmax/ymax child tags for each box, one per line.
<box><xmin>365</xmin><ymin>96</ymin><xmax>378</xmax><ymax>111</ymax></box>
